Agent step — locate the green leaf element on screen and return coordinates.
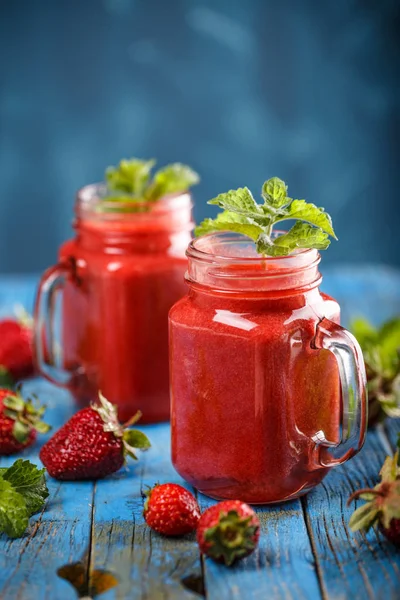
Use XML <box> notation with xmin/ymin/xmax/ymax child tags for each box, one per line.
<box><xmin>261</xmin><ymin>177</ymin><xmax>289</xmax><ymax>208</ymax></box>
<box><xmin>378</xmin><ymin>318</ymin><xmax>400</xmax><ymax>374</ymax></box>
<box><xmin>0</xmin><ymin>479</ymin><xmax>29</xmax><ymax>538</ymax></box>
<box><xmin>12</xmin><ymin>420</ymin><xmax>30</xmax><ymax>443</ymax></box>
<box><xmin>196</xmin><ymin>176</ymin><xmax>336</xmax><ymax>257</ymax></box>
<box><xmin>123</xmin><ymin>429</ymin><xmax>151</xmax><ymax>451</ymax></box>
<box><xmin>257</xmin><ymin>222</ymin><xmax>331</xmax><ymax>256</ymax></box>
<box><xmin>106</xmin><ymin>158</ymin><xmax>155</xmax><ymax>196</ymax></box>
<box><xmin>350</xmin><ymin>318</ymin><xmax>378</xmax><ymax>348</ymax></box>
<box><xmin>380</xmin><ymin>453</ymin><xmax>400</xmax><ymax>483</ymax></box>
<box><xmin>208</xmin><ymin>187</ymin><xmax>263</xmax><ymax>218</ymax></box>
<box><xmin>146</xmin><ymin>163</ymin><xmax>200</xmax><ymax>201</ymax></box>
<box><xmin>2</xmin><ymin>459</ymin><xmax>49</xmax><ymax>515</ymax></box>
<box><xmin>278</xmin><ymin>199</ymin><xmax>337</xmax><ymax>238</ymax></box>
<box><xmin>195</xmin><ymin>211</ymin><xmax>263</xmax><ymax>241</ymax></box>
<box><xmin>0</xmin><ymin>366</ymin><xmax>14</xmax><ymax>388</ymax></box>
<box><xmin>348</xmin><ymin>502</ymin><xmax>379</xmax><ymax>532</ymax></box>
<box><xmin>31</xmin><ymin>419</ymin><xmax>51</xmax><ymax>434</ymax></box>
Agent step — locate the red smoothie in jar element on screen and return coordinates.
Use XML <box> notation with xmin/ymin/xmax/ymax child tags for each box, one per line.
<box><xmin>36</xmin><ymin>185</ymin><xmax>193</xmax><ymax>423</ymax></box>
<box><xmin>169</xmin><ymin>233</ymin><xmax>367</xmax><ymax>503</ymax></box>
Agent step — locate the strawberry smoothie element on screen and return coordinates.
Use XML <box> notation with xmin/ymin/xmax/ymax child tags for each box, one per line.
<box><xmin>169</xmin><ymin>233</ymin><xmax>366</xmax><ymax>503</ymax></box>
<box><xmin>36</xmin><ymin>185</ymin><xmax>193</xmax><ymax>423</ymax></box>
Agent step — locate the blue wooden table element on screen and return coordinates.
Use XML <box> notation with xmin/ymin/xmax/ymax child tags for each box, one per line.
<box><xmin>0</xmin><ymin>266</ymin><xmax>399</xmax><ymax>600</ymax></box>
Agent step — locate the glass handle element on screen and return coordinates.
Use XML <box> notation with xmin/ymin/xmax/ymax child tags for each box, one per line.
<box><xmin>34</xmin><ymin>262</ymin><xmax>73</xmax><ymax>386</ymax></box>
<box><xmin>311</xmin><ymin>317</ymin><xmax>368</xmax><ymax>467</ymax></box>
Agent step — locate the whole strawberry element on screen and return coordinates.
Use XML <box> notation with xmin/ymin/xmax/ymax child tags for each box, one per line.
<box><xmin>0</xmin><ymin>388</ymin><xmax>50</xmax><ymax>455</ymax></box>
<box><xmin>0</xmin><ymin>315</ymin><xmax>34</xmax><ymax>380</ymax></box>
<box><xmin>197</xmin><ymin>500</ymin><xmax>260</xmax><ymax>566</ymax></box>
<box><xmin>143</xmin><ymin>483</ymin><xmax>201</xmax><ymax>536</ymax></box>
<box><xmin>348</xmin><ymin>451</ymin><xmax>400</xmax><ymax>546</ymax></box>
<box><xmin>39</xmin><ymin>392</ymin><xmax>150</xmax><ymax>480</ymax></box>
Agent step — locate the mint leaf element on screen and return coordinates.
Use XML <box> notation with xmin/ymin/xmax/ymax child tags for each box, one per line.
<box><xmin>279</xmin><ymin>199</ymin><xmax>337</xmax><ymax>239</ymax></box>
<box><xmin>209</xmin><ymin>187</ymin><xmax>263</xmax><ymax>219</ymax></box>
<box><xmin>195</xmin><ymin>211</ymin><xmax>263</xmax><ymax>241</ymax></box>
<box><xmin>0</xmin><ymin>479</ymin><xmax>29</xmax><ymax>538</ymax></box>
<box><xmin>106</xmin><ymin>158</ymin><xmax>155</xmax><ymax>196</ymax></box>
<box><xmin>257</xmin><ymin>222</ymin><xmax>330</xmax><ymax>256</ymax></box>
<box><xmin>261</xmin><ymin>177</ymin><xmax>289</xmax><ymax>208</ymax></box>
<box><xmin>146</xmin><ymin>163</ymin><xmax>200</xmax><ymax>201</ymax></box>
<box><xmin>195</xmin><ymin>177</ymin><xmax>336</xmax><ymax>257</ymax></box>
<box><xmin>2</xmin><ymin>459</ymin><xmax>49</xmax><ymax>516</ymax></box>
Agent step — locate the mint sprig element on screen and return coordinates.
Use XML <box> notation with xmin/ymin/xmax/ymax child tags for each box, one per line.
<box><xmin>103</xmin><ymin>158</ymin><xmax>199</xmax><ymax>210</ymax></box>
<box><xmin>0</xmin><ymin>459</ymin><xmax>49</xmax><ymax>538</ymax></box>
<box><xmin>195</xmin><ymin>176</ymin><xmax>337</xmax><ymax>257</ymax></box>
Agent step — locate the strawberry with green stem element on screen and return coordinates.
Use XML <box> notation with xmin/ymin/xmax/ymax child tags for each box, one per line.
<box><xmin>0</xmin><ymin>388</ymin><xmax>50</xmax><ymax>455</ymax></box>
<box><xmin>197</xmin><ymin>500</ymin><xmax>260</xmax><ymax>566</ymax></box>
<box><xmin>348</xmin><ymin>450</ymin><xmax>400</xmax><ymax>546</ymax></box>
<box><xmin>40</xmin><ymin>392</ymin><xmax>151</xmax><ymax>480</ymax></box>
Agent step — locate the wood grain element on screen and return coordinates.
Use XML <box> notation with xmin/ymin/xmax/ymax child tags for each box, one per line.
<box><xmin>302</xmin><ymin>428</ymin><xmax>400</xmax><ymax>600</ymax></box>
<box><xmin>0</xmin><ymin>271</ymin><xmax>399</xmax><ymax>599</ymax></box>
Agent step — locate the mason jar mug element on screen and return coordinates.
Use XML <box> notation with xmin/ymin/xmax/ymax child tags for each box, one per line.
<box><xmin>34</xmin><ymin>184</ymin><xmax>193</xmax><ymax>423</ymax></box>
<box><xmin>169</xmin><ymin>232</ymin><xmax>367</xmax><ymax>503</ymax></box>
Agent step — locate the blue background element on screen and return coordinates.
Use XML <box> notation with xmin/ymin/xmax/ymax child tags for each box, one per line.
<box><xmin>0</xmin><ymin>0</ymin><xmax>399</xmax><ymax>274</ymax></box>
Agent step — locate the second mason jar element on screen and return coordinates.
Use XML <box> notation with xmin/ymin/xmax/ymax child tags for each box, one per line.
<box><xmin>35</xmin><ymin>184</ymin><xmax>193</xmax><ymax>422</ymax></box>
<box><xmin>169</xmin><ymin>232</ymin><xmax>367</xmax><ymax>504</ymax></box>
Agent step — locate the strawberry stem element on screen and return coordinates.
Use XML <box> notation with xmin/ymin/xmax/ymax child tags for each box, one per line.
<box><xmin>122</xmin><ymin>411</ymin><xmax>142</xmax><ymax>429</ymax></box>
<box><xmin>347</xmin><ymin>488</ymin><xmax>385</xmax><ymax>506</ymax></box>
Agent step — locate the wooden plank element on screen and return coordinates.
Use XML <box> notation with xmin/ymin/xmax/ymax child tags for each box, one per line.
<box><xmin>90</xmin><ymin>423</ymin><xmax>204</xmax><ymax>600</ymax></box>
<box><xmin>302</xmin><ymin>429</ymin><xmax>400</xmax><ymax>600</ymax></box>
<box><xmin>198</xmin><ymin>493</ymin><xmax>322</xmax><ymax>600</ymax></box>
<box><xmin>0</xmin><ymin>379</ymin><xmax>94</xmax><ymax>600</ymax></box>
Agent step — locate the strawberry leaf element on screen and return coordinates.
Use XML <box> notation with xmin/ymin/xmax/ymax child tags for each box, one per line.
<box><xmin>348</xmin><ymin>502</ymin><xmax>379</xmax><ymax>532</ymax></box>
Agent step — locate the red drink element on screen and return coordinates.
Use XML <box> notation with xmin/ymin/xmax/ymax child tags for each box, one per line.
<box><xmin>169</xmin><ymin>233</ymin><xmax>367</xmax><ymax>503</ymax></box>
<box><xmin>35</xmin><ymin>184</ymin><xmax>193</xmax><ymax>422</ymax></box>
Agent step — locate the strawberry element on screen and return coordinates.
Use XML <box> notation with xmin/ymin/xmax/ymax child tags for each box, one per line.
<box><xmin>39</xmin><ymin>392</ymin><xmax>151</xmax><ymax>480</ymax></box>
<box><xmin>143</xmin><ymin>483</ymin><xmax>201</xmax><ymax>536</ymax></box>
<box><xmin>197</xmin><ymin>500</ymin><xmax>260</xmax><ymax>566</ymax></box>
<box><xmin>0</xmin><ymin>314</ymin><xmax>34</xmax><ymax>380</ymax></box>
<box><xmin>348</xmin><ymin>451</ymin><xmax>400</xmax><ymax>546</ymax></box>
<box><xmin>0</xmin><ymin>388</ymin><xmax>50</xmax><ymax>455</ymax></box>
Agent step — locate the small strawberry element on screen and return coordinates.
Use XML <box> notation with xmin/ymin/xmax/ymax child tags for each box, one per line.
<box><xmin>143</xmin><ymin>483</ymin><xmax>201</xmax><ymax>536</ymax></box>
<box><xmin>0</xmin><ymin>388</ymin><xmax>50</xmax><ymax>455</ymax></box>
<box><xmin>197</xmin><ymin>500</ymin><xmax>260</xmax><ymax>566</ymax></box>
<box><xmin>0</xmin><ymin>310</ymin><xmax>34</xmax><ymax>380</ymax></box>
<box><xmin>39</xmin><ymin>392</ymin><xmax>151</xmax><ymax>480</ymax></box>
<box><xmin>348</xmin><ymin>451</ymin><xmax>400</xmax><ymax>546</ymax></box>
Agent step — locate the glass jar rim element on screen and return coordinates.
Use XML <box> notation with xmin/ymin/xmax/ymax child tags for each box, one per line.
<box><xmin>187</xmin><ymin>232</ymin><xmax>319</xmax><ymax>266</ymax></box>
<box><xmin>76</xmin><ymin>183</ymin><xmax>193</xmax><ymax>220</ymax></box>
<box><xmin>186</xmin><ymin>232</ymin><xmax>322</xmax><ymax>293</ymax></box>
